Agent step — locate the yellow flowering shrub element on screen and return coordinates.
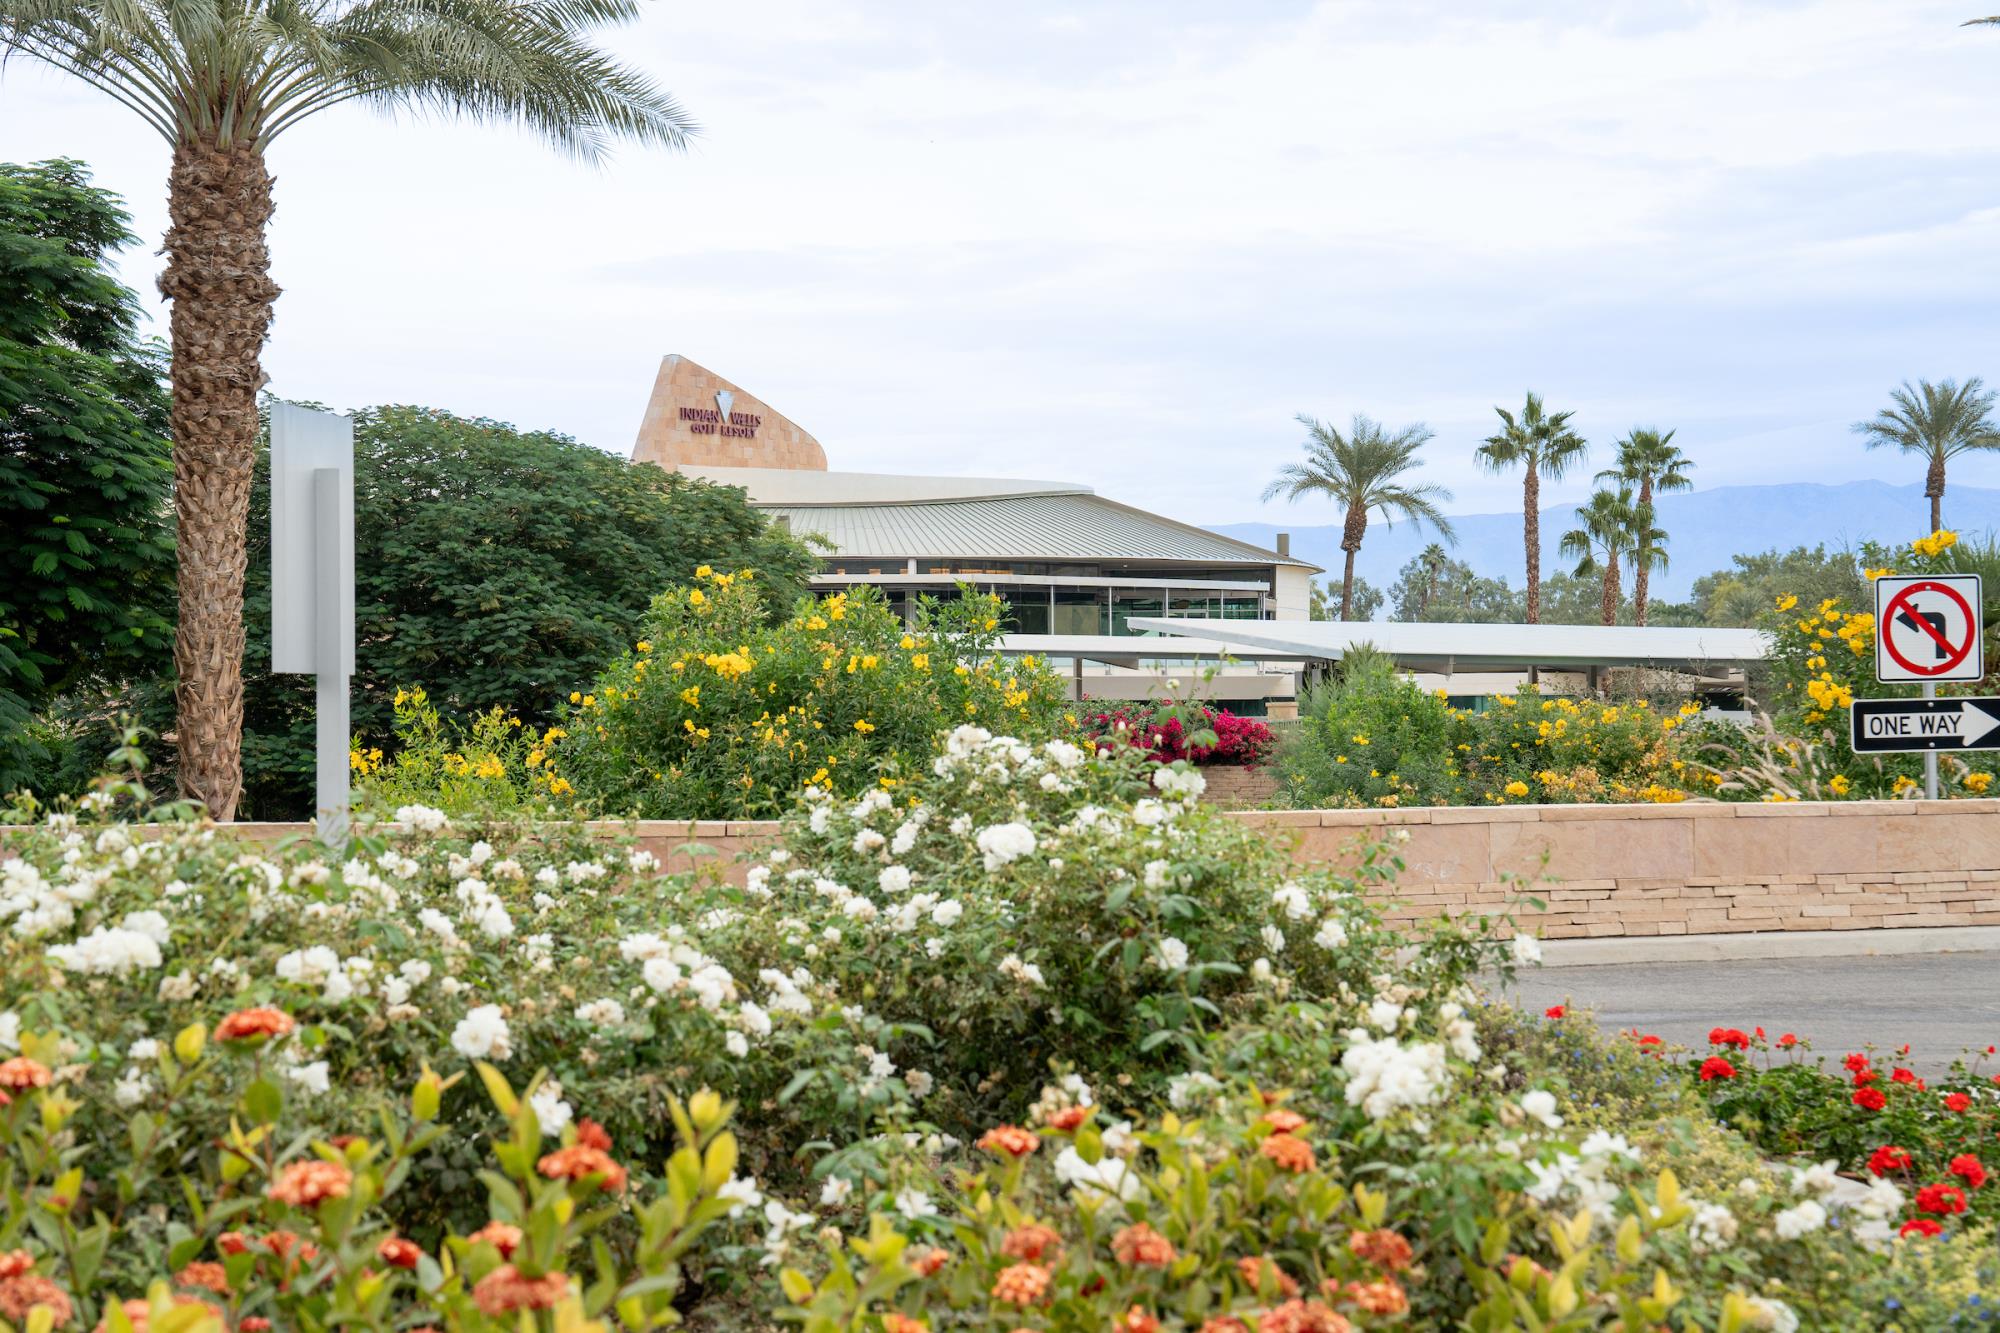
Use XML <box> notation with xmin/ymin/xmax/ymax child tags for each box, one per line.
<box><xmin>352</xmin><ymin>689</ymin><xmax>568</xmax><ymax>816</ymax></box>
<box><xmin>1707</xmin><ymin>530</ymin><xmax>1999</xmax><ymax>801</ymax></box>
<box><xmin>1277</xmin><ymin>652</ymin><xmax>1701</xmax><ymax>808</ymax></box>
<box><xmin>548</xmin><ymin>572</ymin><xmax>1071</xmax><ymax>817</ymax></box>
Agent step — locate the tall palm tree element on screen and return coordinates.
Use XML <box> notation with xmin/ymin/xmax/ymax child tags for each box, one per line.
<box><xmin>1851</xmin><ymin>378</ymin><xmax>2000</xmax><ymax>534</ymax></box>
<box><xmin>1476</xmin><ymin>392</ymin><xmax>1587</xmax><ymax>624</ymax></box>
<box><xmin>1596</xmin><ymin>427</ymin><xmax>1692</xmax><ymax>625</ymax></box>
<box><xmin>0</xmin><ymin>0</ymin><xmax>695</xmax><ymax>819</ymax></box>
<box><xmin>1559</xmin><ymin>486</ymin><xmax>1638</xmax><ymax>627</ymax></box>
<box><xmin>1262</xmin><ymin>414</ymin><xmax>1455</xmax><ymax>621</ymax></box>
<box><xmin>1418</xmin><ymin>541</ymin><xmax>1449</xmax><ymax>617</ymax></box>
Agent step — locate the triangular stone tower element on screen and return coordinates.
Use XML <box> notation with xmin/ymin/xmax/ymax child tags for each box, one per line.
<box><xmin>631</xmin><ymin>354</ymin><xmax>827</xmax><ymax>471</ymax></box>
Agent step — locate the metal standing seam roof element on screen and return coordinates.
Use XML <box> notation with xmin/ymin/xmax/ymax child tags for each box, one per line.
<box><xmin>759</xmin><ymin>492</ymin><xmax>1317</xmax><ymax>568</ymax></box>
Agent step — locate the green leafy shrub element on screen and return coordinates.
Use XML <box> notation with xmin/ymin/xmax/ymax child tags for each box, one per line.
<box><xmin>543</xmin><ymin>573</ymin><xmax>1071</xmax><ymax>818</ymax></box>
<box><xmin>233</xmin><ymin>407</ymin><xmax>822</xmax><ymax>817</ymax></box>
<box><xmin>1274</xmin><ymin>651</ymin><xmax>1698</xmax><ymax>809</ymax></box>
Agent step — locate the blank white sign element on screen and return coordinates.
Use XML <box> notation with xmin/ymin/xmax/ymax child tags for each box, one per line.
<box><xmin>270</xmin><ymin>403</ymin><xmax>354</xmax><ymax>675</ymax></box>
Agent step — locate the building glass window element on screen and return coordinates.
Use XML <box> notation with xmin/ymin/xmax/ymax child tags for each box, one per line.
<box><xmin>1220</xmin><ymin>594</ymin><xmax>1263</xmax><ymax>620</ymax></box>
<box><xmin>1052</xmin><ymin>587</ymin><xmax>1106</xmax><ymax>635</ymax></box>
<box><xmin>1111</xmin><ymin>590</ymin><xmax>1165</xmax><ymax>635</ymax></box>
<box><xmin>1170</xmin><ymin>590</ymin><xmax>1219</xmax><ymax>618</ymax></box>
<box><xmin>997</xmin><ymin>588</ymin><xmax>1052</xmax><ymax>635</ymax></box>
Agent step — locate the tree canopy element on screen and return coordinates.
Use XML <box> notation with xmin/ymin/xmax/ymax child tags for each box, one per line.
<box><xmin>237</xmin><ymin>405</ymin><xmax>820</xmax><ymax>815</ymax></box>
<box><xmin>0</xmin><ymin>159</ymin><xmax>174</xmax><ymax>791</ymax></box>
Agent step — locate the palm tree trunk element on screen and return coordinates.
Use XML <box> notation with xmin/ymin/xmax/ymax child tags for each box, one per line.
<box><xmin>1928</xmin><ymin>450</ymin><xmax>1946</xmax><ymax>533</ymax></box>
<box><xmin>1339</xmin><ymin>501</ymin><xmax>1366</xmax><ymax>621</ymax></box>
<box><xmin>1634</xmin><ymin>477</ymin><xmax>1653</xmax><ymax>627</ymax></box>
<box><xmin>1600</xmin><ymin>557</ymin><xmax>1618</xmax><ymax>626</ymax></box>
<box><xmin>1523</xmin><ymin>469</ymin><xmax>1541</xmax><ymax>624</ymax></box>
<box><xmin>159</xmin><ymin>138</ymin><xmax>280</xmax><ymax>821</ymax></box>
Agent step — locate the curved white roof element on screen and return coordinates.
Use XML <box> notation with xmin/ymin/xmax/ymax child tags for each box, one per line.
<box><xmin>1127</xmin><ymin>618</ymin><xmax>1769</xmax><ymax>670</ymax></box>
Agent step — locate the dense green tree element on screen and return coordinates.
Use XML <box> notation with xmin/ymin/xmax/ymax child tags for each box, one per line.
<box><xmin>1387</xmin><ymin>553</ymin><xmax>1516</xmax><ymax>624</ymax></box>
<box><xmin>1263</xmin><ymin>415</ymin><xmax>1453</xmax><ymax>621</ymax></box>
<box><xmin>1596</xmin><ymin>427</ymin><xmax>1692</xmax><ymax>625</ymax></box>
<box><xmin>1851</xmin><ymin>378</ymin><xmax>2000</xmax><ymax>535</ymax></box>
<box><xmin>1476</xmin><ymin>392</ymin><xmax>1588</xmax><ymax>624</ymax></box>
<box><xmin>1685</xmin><ymin>546</ymin><xmax>1866</xmax><ymax>628</ymax></box>
<box><xmin>238</xmin><ymin>406</ymin><xmax>818</xmax><ymax>816</ymax></box>
<box><xmin>1309</xmin><ymin>576</ymin><xmax>1383</xmax><ymax>622</ymax></box>
<box><xmin>0</xmin><ymin>160</ymin><xmax>174</xmax><ymax>790</ymax></box>
<box><xmin>1</xmin><ymin>0</ymin><xmax>697</xmax><ymax>819</ymax></box>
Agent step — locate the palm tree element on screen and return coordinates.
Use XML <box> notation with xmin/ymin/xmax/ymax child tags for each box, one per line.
<box><xmin>1851</xmin><ymin>378</ymin><xmax>2000</xmax><ymax>534</ymax></box>
<box><xmin>1418</xmin><ymin>541</ymin><xmax>1449</xmax><ymax>617</ymax></box>
<box><xmin>1596</xmin><ymin>427</ymin><xmax>1693</xmax><ymax>625</ymax></box>
<box><xmin>1262</xmin><ymin>414</ymin><xmax>1455</xmax><ymax>621</ymax></box>
<box><xmin>1559</xmin><ymin>486</ymin><xmax>1637</xmax><ymax>627</ymax></box>
<box><xmin>1476</xmin><ymin>393</ymin><xmax>1588</xmax><ymax>624</ymax></box>
<box><xmin>1</xmin><ymin>0</ymin><xmax>695</xmax><ymax>819</ymax></box>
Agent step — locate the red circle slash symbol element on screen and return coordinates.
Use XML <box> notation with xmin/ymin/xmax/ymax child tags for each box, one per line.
<box><xmin>1882</xmin><ymin>581</ymin><xmax>1976</xmax><ymax>678</ymax></box>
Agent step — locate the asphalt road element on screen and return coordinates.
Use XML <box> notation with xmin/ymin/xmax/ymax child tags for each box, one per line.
<box><xmin>1502</xmin><ymin>951</ymin><xmax>2000</xmax><ymax>1078</ymax></box>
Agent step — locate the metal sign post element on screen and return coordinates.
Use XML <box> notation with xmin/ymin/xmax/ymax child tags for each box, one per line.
<box><xmin>1871</xmin><ymin>573</ymin><xmax>1986</xmax><ymax>799</ymax></box>
<box><xmin>270</xmin><ymin>404</ymin><xmax>355</xmax><ymax>847</ymax></box>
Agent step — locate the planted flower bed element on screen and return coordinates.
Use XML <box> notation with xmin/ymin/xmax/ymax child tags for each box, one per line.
<box><xmin>2</xmin><ymin>735</ymin><xmax>1997</xmax><ymax>1330</ymax></box>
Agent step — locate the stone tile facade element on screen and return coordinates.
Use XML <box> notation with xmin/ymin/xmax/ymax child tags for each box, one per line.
<box><xmin>630</xmin><ymin>354</ymin><xmax>827</xmax><ymax>472</ymax></box>
<box><xmin>61</xmin><ymin>801</ymin><xmax>2000</xmax><ymax>941</ymax></box>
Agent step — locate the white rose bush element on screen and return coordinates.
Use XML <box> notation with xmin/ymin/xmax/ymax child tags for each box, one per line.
<box><xmin>0</xmin><ymin>733</ymin><xmax>1995</xmax><ymax>1329</ymax></box>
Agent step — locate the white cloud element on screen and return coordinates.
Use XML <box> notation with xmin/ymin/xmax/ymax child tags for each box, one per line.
<box><xmin>4</xmin><ymin>0</ymin><xmax>2000</xmax><ymax>525</ymax></box>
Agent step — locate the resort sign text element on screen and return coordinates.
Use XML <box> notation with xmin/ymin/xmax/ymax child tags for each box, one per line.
<box><xmin>680</xmin><ymin>388</ymin><xmax>763</xmax><ymax>439</ymax></box>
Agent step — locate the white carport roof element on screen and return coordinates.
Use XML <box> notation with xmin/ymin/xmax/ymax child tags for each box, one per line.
<box><xmin>1126</xmin><ymin>618</ymin><xmax>1769</xmax><ymax>673</ymax></box>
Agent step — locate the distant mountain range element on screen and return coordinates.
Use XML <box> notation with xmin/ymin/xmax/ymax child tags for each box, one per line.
<box><xmin>1210</xmin><ymin>480</ymin><xmax>2000</xmax><ymax>604</ymax></box>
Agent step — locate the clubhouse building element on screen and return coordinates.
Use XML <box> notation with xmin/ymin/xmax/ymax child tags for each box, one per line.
<box><xmin>631</xmin><ymin>355</ymin><xmax>1320</xmax><ymax>713</ymax></box>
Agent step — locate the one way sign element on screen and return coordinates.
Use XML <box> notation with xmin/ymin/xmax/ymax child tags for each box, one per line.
<box><xmin>1850</xmin><ymin>696</ymin><xmax>2000</xmax><ymax>753</ymax></box>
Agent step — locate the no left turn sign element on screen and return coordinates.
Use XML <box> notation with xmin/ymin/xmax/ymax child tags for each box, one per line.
<box><xmin>1874</xmin><ymin>573</ymin><xmax>1985</xmax><ymax>684</ymax></box>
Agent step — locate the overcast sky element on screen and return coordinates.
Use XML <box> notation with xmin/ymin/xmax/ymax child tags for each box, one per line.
<box><xmin>6</xmin><ymin>0</ymin><xmax>2000</xmax><ymax>525</ymax></box>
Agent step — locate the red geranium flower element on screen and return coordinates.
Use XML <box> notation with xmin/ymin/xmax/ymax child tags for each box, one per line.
<box><xmin>1777</xmin><ymin>1033</ymin><xmax>1799</xmax><ymax>1049</ymax></box>
<box><xmin>1843</xmin><ymin>1053</ymin><xmax>1871</xmax><ymax>1073</ymax></box>
<box><xmin>1708</xmin><ymin>1027</ymin><xmax>1751</xmax><ymax>1049</ymax></box>
<box><xmin>1698</xmin><ymin>1057</ymin><xmax>1737</xmax><ymax>1082</ymax></box>
<box><xmin>1900</xmin><ymin>1217</ymin><xmax>1943</xmax><ymax>1238</ymax></box>
<box><xmin>1853</xmin><ymin>1087</ymin><xmax>1888</xmax><ymax>1111</ymax></box>
<box><xmin>1544</xmin><ymin>1006</ymin><xmax>1566</xmax><ymax>1020</ymax></box>
<box><xmin>1950</xmin><ymin>1154</ymin><xmax>1988</xmax><ymax>1189</ymax></box>
<box><xmin>1854</xmin><ymin>1069</ymin><xmax>1880</xmax><ymax>1086</ymax></box>
<box><xmin>1891</xmin><ymin>1067</ymin><xmax>1919</xmax><ymax>1086</ymax></box>
<box><xmin>1945</xmin><ymin>1092</ymin><xmax>1973</xmax><ymax>1113</ymax></box>
<box><xmin>1868</xmin><ymin>1145</ymin><xmax>1913</xmax><ymax>1176</ymax></box>
<box><xmin>1916</xmin><ymin>1182</ymin><xmax>1969</xmax><ymax>1215</ymax></box>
